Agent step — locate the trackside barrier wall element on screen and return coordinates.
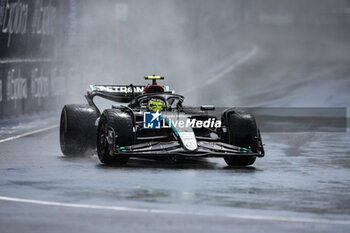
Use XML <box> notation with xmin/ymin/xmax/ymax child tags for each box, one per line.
<box><xmin>0</xmin><ymin>0</ymin><xmax>78</xmax><ymax>119</ymax></box>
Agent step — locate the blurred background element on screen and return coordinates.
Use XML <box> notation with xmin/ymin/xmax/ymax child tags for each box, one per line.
<box><xmin>0</xmin><ymin>0</ymin><xmax>349</xmax><ymax>118</ymax></box>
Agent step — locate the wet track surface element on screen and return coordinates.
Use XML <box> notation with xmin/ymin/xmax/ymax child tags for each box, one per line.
<box><xmin>0</xmin><ymin>128</ymin><xmax>350</xmax><ymax>232</ymax></box>
<box><xmin>1</xmin><ymin>24</ymin><xmax>350</xmax><ymax>232</ymax></box>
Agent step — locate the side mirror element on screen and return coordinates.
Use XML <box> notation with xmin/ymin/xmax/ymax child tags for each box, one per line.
<box><xmin>200</xmin><ymin>105</ymin><xmax>215</xmax><ymax>111</ymax></box>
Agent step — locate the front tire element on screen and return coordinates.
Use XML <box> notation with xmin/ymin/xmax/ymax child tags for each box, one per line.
<box><xmin>222</xmin><ymin>110</ymin><xmax>258</xmax><ymax>166</ymax></box>
<box><xmin>97</xmin><ymin>109</ymin><xmax>134</xmax><ymax>165</ymax></box>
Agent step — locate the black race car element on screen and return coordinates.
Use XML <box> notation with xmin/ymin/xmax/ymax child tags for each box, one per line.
<box><xmin>59</xmin><ymin>76</ymin><xmax>264</xmax><ymax>166</ymax></box>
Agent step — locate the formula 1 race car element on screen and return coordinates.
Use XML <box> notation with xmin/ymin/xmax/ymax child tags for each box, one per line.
<box><xmin>59</xmin><ymin>76</ymin><xmax>265</xmax><ymax>166</ymax></box>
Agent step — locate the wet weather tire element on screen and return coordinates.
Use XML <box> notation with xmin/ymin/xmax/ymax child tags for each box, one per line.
<box><xmin>97</xmin><ymin>109</ymin><xmax>134</xmax><ymax>165</ymax></box>
<box><xmin>223</xmin><ymin>110</ymin><xmax>258</xmax><ymax>166</ymax></box>
<box><xmin>60</xmin><ymin>104</ymin><xmax>99</xmax><ymax>157</ymax></box>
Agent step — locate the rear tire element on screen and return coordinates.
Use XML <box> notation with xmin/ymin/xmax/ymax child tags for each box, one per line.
<box><xmin>60</xmin><ymin>104</ymin><xmax>99</xmax><ymax>157</ymax></box>
<box><xmin>97</xmin><ymin>109</ymin><xmax>134</xmax><ymax>164</ymax></box>
<box><xmin>222</xmin><ymin>110</ymin><xmax>258</xmax><ymax>166</ymax></box>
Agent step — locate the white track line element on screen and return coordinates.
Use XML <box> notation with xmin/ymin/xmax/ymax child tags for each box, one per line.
<box><xmin>204</xmin><ymin>43</ymin><xmax>259</xmax><ymax>86</ymax></box>
<box><xmin>0</xmin><ymin>196</ymin><xmax>349</xmax><ymax>225</ymax></box>
<box><xmin>0</xmin><ymin>125</ymin><xmax>58</xmax><ymax>144</ymax></box>
<box><xmin>0</xmin><ymin>58</ymin><xmax>52</xmax><ymax>64</ymax></box>
<box><xmin>185</xmin><ymin>43</ymin><xmax>259</xmax><ymax>94</ymax></box>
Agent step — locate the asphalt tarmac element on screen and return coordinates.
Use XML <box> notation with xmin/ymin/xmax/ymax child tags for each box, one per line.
<box><xmin>0</xmin><ymin>125</ymin><xmax>349</xmax><ymax>232</ymax></box>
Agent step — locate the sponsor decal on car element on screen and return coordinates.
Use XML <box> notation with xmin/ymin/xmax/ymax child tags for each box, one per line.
<box><xmin>93</xmin><ymin>85</ymin><xmax>144</xmax><ymax>93</ymax></box>
<box><xmin>178</xmin><ymin>132</ymin><xmax>198</xmax><ymax>151</ymax></box>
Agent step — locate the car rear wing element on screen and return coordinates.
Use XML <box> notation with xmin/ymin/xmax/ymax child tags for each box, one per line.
<box><xmin>86</xmin><ymin>84</ymin><xmax>145</xmax><ymax>103</ymax></box>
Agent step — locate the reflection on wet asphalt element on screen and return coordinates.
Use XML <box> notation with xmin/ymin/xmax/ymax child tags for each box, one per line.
<box><xmin>0</xmin><ymin>129</ymin><xmax>349</xmax><ymax>221</ymax></box>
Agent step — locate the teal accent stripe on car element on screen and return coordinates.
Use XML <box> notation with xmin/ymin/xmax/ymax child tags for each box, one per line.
<box><xmin>161</xmin><ymin>116</ymin><xmax>179</xmax><ymax>137</ymax></box>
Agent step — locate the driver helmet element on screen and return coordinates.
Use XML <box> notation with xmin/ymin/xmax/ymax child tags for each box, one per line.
<box><xmin>148</xmin><ymin>98</ymin><xmax>166</xmax><ymax>112</ymax></box>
